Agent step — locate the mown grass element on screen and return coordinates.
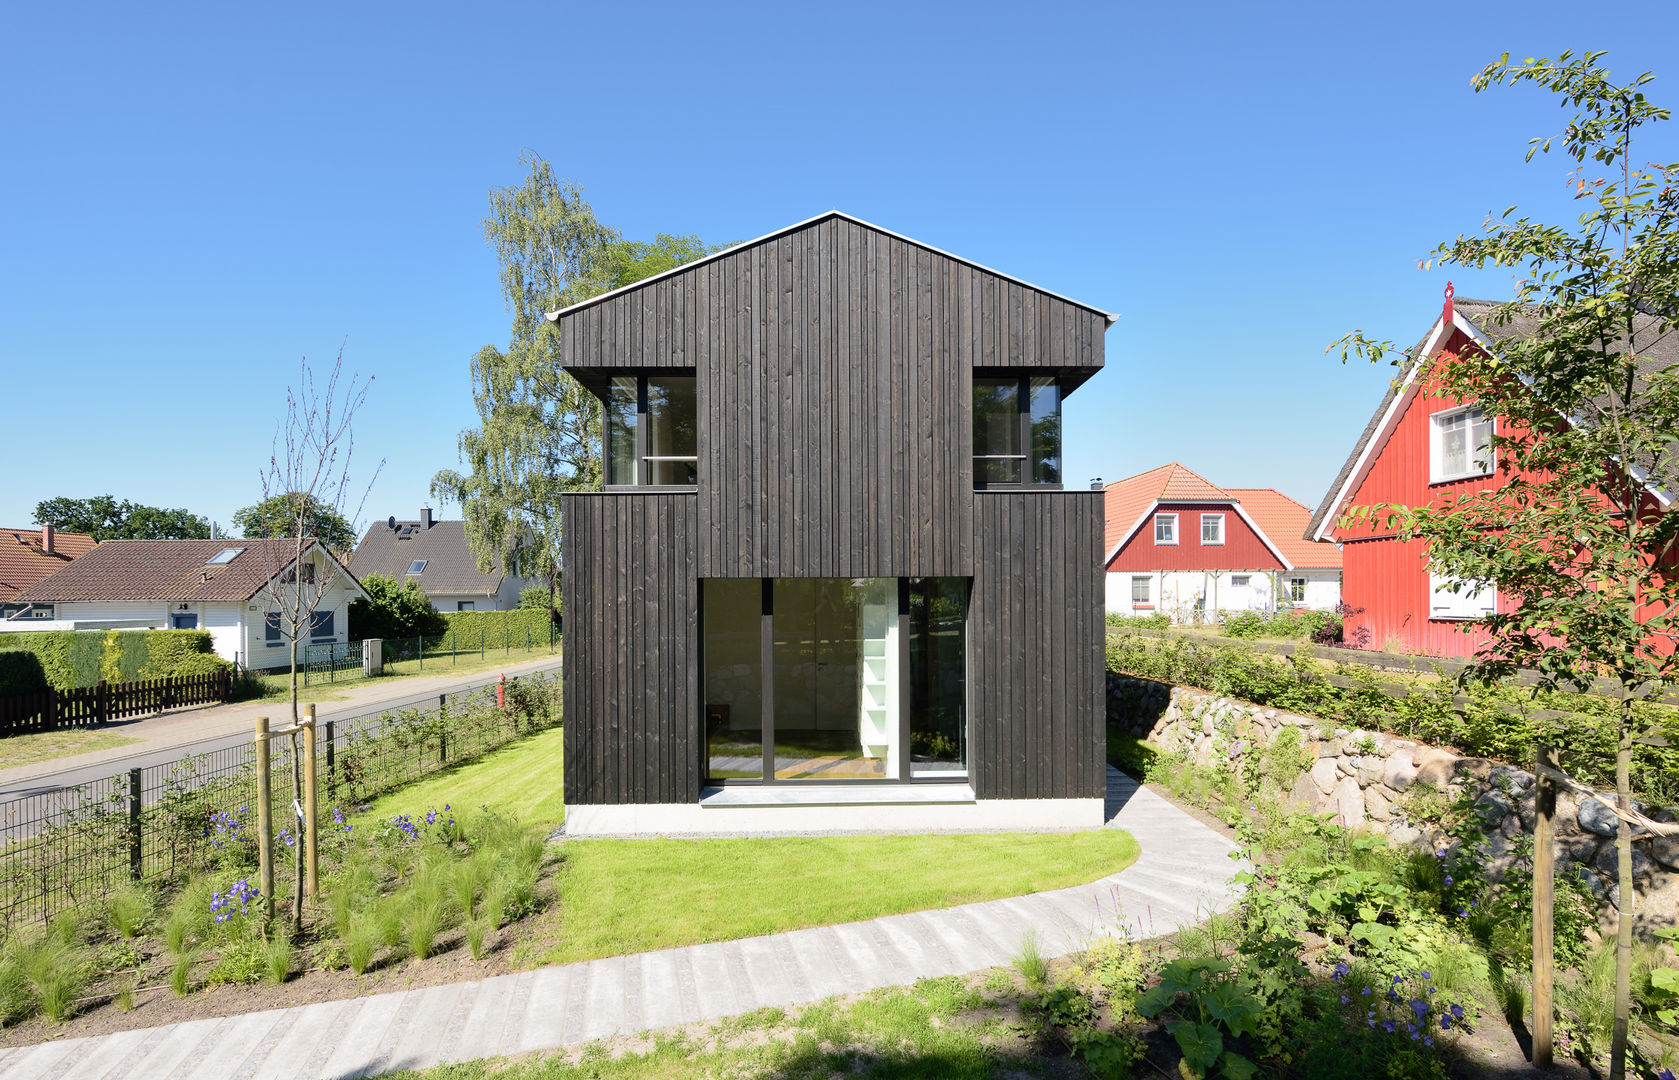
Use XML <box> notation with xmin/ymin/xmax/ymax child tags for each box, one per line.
<box><xmin>385</xmin><ymin>975</ymin><xmax>1013</xmax><ymax>1080</ymax></box>
<box><xmin>0</xmin><ymin>728</ymin><xmax>141</xmax><ymax>771</ymax></box>
<box><xmin>357</xmin><ymin>725</ymin><xmax>567</xmax><ymax>828</ymax></box>
<box><xmin>539</xmin><ymin>830</ymin><xmax>1138</xmax><ymax>965</ymax></box>
<box><xmin>355</xmin><ymin>718</ymin><xmax>1140</xmax><ymax>970</ymax></box>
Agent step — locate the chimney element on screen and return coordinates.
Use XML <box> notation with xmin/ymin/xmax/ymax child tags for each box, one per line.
<box><xmin>41</xmin><ymin>524</ymin><xmax>53</xmax><ymax>555</ymax></box>
<box><xmin>1089</xmin><ymin>478</ymin><xmax>1104</xmax><ymax>491</ymax></box>
<box><xmin>420</xmin><ymin>507</ymin><xmax>433</xmax><ymax>531</ymax></box>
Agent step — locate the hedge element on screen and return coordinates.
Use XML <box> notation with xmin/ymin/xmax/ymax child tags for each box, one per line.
<box><xmin>1105</xmin><ymin>629</ymin><xmax>1679</xmax><ymax>800</ymax></box>
<box><xmin>0</xmin><ymin>629</ymin><xmax>229</xmax><ymax>691</ymax></box>
<box><xmin>0</xmin><ymin>651</ymin><xmax>47</xmax><ymax>696</ymax></box>
<box><xmin>436</xmin><ymin>607</ymin><xmax>554</xmax><ymax>642</ymax></box>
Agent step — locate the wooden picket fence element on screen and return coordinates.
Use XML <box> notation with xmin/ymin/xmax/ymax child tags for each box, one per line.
<box><xmin>0</xmin><ymin>668</ymin><xmax>231</xmax><ymax>733</ymax></box>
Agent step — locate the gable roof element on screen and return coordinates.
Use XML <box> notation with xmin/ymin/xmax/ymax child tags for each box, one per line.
<box><xmin>0</xmin><ymin>528</ymin><xmax>97</xmax><ymax>602</ymax></box>
<box><xmin>13</xmin><ymin>539</ymin><xmax>363</xmax><ymax>603</ymax></box>
<box><xmin>349</xmin><ymin>519</ymin><xmax>513</xmax><ymax>597</ymax></box>
<box><xmin>1305</xmin><ymin>297</ymin><xmax>1679</xmax><ymax>541</ymax></box>
<box><xmin>544</xmin><ymin>210</ymin><xmax>1118</xmax><ymax>325</ymax></box>
<box><xmin>1224</xmin><ymin>489</ymin><xmax>1341</xmax><ymax>570</ymax></box>
<box><xmin>1101</xmin><ymin>464</ymin><xmax>1339</xmax><ymax>572</ymax></box>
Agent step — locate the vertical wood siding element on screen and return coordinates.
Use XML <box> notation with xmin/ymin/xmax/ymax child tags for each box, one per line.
<box><xmin>969</xmin><ymin>491</ymin><xmax>1106</xmax><ymax>800</ymax></box>
<box><xmin>561</xmin><ymin>492</ymin><xmax>700</xmax><ymax>805</ymax></box>
<box><xmin>559</xmin><ymin>214</ymin><xmax>1107</xmax><ymax>581</ymax></box>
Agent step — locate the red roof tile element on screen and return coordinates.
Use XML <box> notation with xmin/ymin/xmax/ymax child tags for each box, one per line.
<box><xmin>1103</xmin><ymin>467</ymin><xmax>1341</xmax><ymax>570</ymax></box>
<box><xmin>13</xmin><ymin>539</ymin><xmax>336</xmax><ymax>603</ymax></box>
<box><xmin>1224</xmin><ymin>489</ymin><xmax>1341</xmax><ymax>569</ymax></box>
<box><xmin>0</xmin><ymin>528</ymin><xmax>98</xmax><ymax>602</ymax></box>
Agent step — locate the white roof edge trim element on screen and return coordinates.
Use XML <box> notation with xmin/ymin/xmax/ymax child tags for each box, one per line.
<box><xmin>246</xmin><ymin>542</ymin><xmax>371</xmax><ymax>603</ymax></box>
<box><xmin>1313</xmin><ymin>303</ymin><xmax>1677</xmax><ymax>541</ymax></box>
<box><xmin>1310</xmin><ymin>314</ymin><xmax>1451</xmax><ymax>542</ymax></box>
<box><xmin>543</xmin><ymin>210</ymin><xmax>1118</xmax><ymax>326</ymax></box>
<box><xmin>1101</xmin><ymin>499</ymin><xmax>1295</xmax><ymax>572</ymax></box>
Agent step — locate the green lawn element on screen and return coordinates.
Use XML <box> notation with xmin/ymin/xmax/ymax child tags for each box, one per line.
<box><xmin>353</xmin><ymin>720</ymin><xmax>1139</xmax><ymax>969</ymax></box>
<box><xmin>357</xmin><ymin>724</ymin><xmax>567</xmax><ymax>827</ymax></box>
<box><xmin>0</xmin><ymin>728</ymin><xmax>141</xmax><ymax>770</ymax></box>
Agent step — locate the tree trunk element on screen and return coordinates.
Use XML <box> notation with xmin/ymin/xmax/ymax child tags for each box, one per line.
<box><xmin>290</xmin><ymin>729</ymin><xmax>305</xmax><ymax>937</ymax></box>
<box><xmin>1610</xmin><ymin>706</ymin><xmax>1635</xmax><ymax>1080</ymax></box>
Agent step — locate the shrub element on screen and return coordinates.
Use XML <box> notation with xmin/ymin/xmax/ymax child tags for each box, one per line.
<box><xmin>437</xmin><ymin>607</ymin><xmax>554</xmax><ymax>647</ymax></box>
<box><xmin>1013</xmin><ymin>933</ymin><xmax>1049</xmax><ymax>994</ymax></box>
<box><xmin>346</xmin><ymin>917</ymin><xmax>380</xmax><ymax>975</ymax></box>
<box><xmin>0</xmin><ymin>649</ymin><xmax>48</xmax><ymax>695</ymax></box>
<box><xmin>142</xmin><ymin>630</ymin><xmax>228</xmax><ymax>681</ymax></box>
<box><xmin>264</xmin><ymin>934</ymin><xmax>293</xmax><ymax>985</ymax></box>
<box><xmin>404</xmin><ymin>898</ymin><xmax>446</xmax><ymax>960</ymax></box>
<box><xmin>105</xmin><ymin>882</ymin><xmax>154</xmax><ymax>940</ymax></box>
<box><xmin>171</xmin><ymin>949</ymin><xmax>197</xmax><ymax>995</ymax></box>
<box><xmin>1105</xmin><ymin>612</ymin><xmax>1169</xmax><ymax>629</ymax></box>
<box><xmin>0</xmin><ymin>628</ymin><xmax>226</xmax><ymax>689</ymax></box>
<box><xmin>348</xmin><ymin>573</ymin><xmax>447</xmax><ymax>640</ymax></box>
<box><xmin>465</xmin><ymin>915</ymin><xmax>491</xmax><ymax>960</ymax></box>
<box><xmin>207</xmin><ymin>938</ymin><xmax>266</xmax><ymax>986</ymax></box>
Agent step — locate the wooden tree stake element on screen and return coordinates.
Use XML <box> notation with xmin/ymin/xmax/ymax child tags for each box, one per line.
<box><xmin>303</xmin><ymin>703</ymin><xmax>319</xmax><ymax>897</ymax></box>
<box><xmin>254</xmin><ymin>715</ymin><xmax>275</xmax><ymax>924</ymax></box>
<box><xmin>1532</xmin><ymin>744</ymin><xmax>1556</xmax><ymax>1069</ymax></box>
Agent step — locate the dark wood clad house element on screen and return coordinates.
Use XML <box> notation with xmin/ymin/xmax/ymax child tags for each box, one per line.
<box><xmin>553</xmin><ymin>212</ymin><xmax>1113</xmax><ymax>833</ymax></box>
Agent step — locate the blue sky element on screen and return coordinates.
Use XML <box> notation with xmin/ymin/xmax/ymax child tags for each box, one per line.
<box><xmin>4</xmin><ymin>1</ymin><xmax>1675</xmax><ymax>535</ymax></box>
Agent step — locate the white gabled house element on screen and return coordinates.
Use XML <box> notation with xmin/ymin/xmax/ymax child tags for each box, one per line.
<box><xmin>4</xmin><ymin>539</ymin><xmax>368</xmax><ymax>671</ymax></box>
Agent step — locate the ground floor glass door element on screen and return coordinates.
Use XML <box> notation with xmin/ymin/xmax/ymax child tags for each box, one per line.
<box><xmin>704</xmin><ymin>577</ymin><xmax>966</xmax><ymax>783</ymax></box>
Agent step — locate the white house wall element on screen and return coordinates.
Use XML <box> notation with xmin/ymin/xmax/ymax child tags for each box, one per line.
<box><xmin>1105</xmin><ymin>570</ymin><xmax>1341</xmax><ymax>623</ymax></box>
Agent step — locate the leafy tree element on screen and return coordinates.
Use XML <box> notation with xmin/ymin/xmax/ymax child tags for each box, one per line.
<box><xmin>34</xmin><ymin>495</ymin><xmax>210</xmax><ymax>541</ymax></box>
<box><xmin>234</xmin><ymin>492</ymin><xmax>358</xmax><ymax>554</ymax></box>
<box><xmin>518</xmin><ymin>583</ymin><xmax>560</xmax><ymax>614</ymax></box>
<box><xmin>347</xmin><ymin>573</ymin><xmax>446</xmax><ymax>640</ymax></box>
<box><xmin>1335</xmin><ymin>51</ymin><xmax>1678</xmax><ymax>1079</ymax></box>
<box><xmin>432</xmin><ymin>154</ymin><xmax>722</xmax><ymax>617</ymax></box>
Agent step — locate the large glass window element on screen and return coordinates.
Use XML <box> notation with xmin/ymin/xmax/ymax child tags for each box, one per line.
<box><xmin>704</xmin><ymin>576</ymin><xmax>968</xmax><ymax>783</ymax></box>
<box><xmin>604</xmin><ymin>375</ymin><xmax>696</xmax><ymax>486</ymax></box>
<box><xmin>606</xmin><ymin>377</ymin><xmax>639</xmax><ymax>485</ymax></box>
<box><xmin>973</xmin><ymin>376</ymin><xmax>1061</xmax><ymax>487</ymax></box>
<box><xmin>908</xmin><ymin>578</ymin><xmax>968</xmax><ymax>777</ymax></box>
<box><xmin>703</xmin><ymin>579</ymin><xmax>763</xmax><ymax>779</ymax></box>
<box><xmin>646</xmin><ymin>376</ymin><xmax>698</xmax><ymax>485</ymax></box>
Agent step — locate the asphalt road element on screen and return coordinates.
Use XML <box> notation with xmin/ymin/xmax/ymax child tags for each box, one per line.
<box><xmin>0</xmin><ymin>656</ymin><xmax>564</xmax><ymax>802</ymax></box>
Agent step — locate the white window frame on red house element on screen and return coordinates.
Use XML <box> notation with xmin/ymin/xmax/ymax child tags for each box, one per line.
<box><xmin>1430</xmin><ymin>405</ymin><xmax>1495</xmax><ymax>484</ymax></box>
<box><xmin>1428</xmin><ymin>568</ymin><xmax>1496</xmax><ymax>620</ymax></box>
<box><xmin>1201</xmin><ymin>513</ymin><xmax>1224</xmax><ymax>545</ymax></box>
<box><xmin>1288</xmin><ymin>577</ymin><xmax>1306</xmax><ymax>603</ymax></box>
<box><xmin>1154</xmin><ymin>513</ymin><xmax>1177</xmax><ymax>545</ymax></box>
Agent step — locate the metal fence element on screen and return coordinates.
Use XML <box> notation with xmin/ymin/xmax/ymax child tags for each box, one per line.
<box><xmin>301</xmin><ymin>640</ymin><xmax>366</xmax><ymax>686</ymax></box>
<box><xmin>0</xmin><ymin>669</ymin><xmax>561</xmax><ymax>931</ymax></box>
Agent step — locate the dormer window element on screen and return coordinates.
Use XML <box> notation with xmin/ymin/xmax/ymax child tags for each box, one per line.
<box><xmin>1154</xmin><ymin>513</ymin><xmax>1178</xmax><ymax>545</ymax></box>
<box><xmin>1200</xmin><ymin>513</ymin><xmax>1224</xmax><ymax>545</ymax></box>
<box><xmin>973</xmin><ymin>376</ymin><xmax>1061</xmax><ymax>487</ymax></box>
<box><xmin>207</xmin><ymin>547</ymin><xmax>244</xmax><ymax>565</ymax></box>
<box><xmin>606</xmin><ymin>375</ymin><xmax>698</xmax><ymax>487</ymax></box>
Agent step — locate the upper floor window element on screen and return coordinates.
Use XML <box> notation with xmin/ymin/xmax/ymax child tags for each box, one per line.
<box><xmin>973</xmin><ymin>376</ymin><xmax>1061</xmax><ymax>487</ymax></box>
<box><xmin>1154</xmin><ymin>513</ymin><xmax>1177</xmax><ymax>545</ymax></box>
<box><xmin>1201</xmin><ymin>513</ymin><xmax>1224</xmax><ymax>545</ymax></box>
<box><xmin>607</xmin><ymin>375</ymin><xmax>698</xmax><ymax>487</ymax></box>
<box><xmin>1431</xmin><ymin>405</ymin><xmax>1493</xmax><ymax>484</ymax></box>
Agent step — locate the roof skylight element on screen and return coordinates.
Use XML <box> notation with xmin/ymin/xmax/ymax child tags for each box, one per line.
<box><xmin>408</xmin><ymin>560</ymin><xmax>427</xmax><ymax>574</ymax></box>
<box><xmin>207</xmin><ymin>548</ymin><xmax>244</xmax><ymax>565</ymax></box>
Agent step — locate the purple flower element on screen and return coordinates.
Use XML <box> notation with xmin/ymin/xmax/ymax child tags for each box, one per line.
<box><xmin>1449</xmin><ymin>1004</ymin><xmax>1464</xmax><ymax>1020</ymax></box>
<box><xmin>1441</xmin><ymin>1015</ymin><xmax>1452</xmax><ymax>1029</ymax></box>
<box><xmin>1444</xmin><ymin>875</ymin><xmax>1453</xmax><ymax>885</ymax></box>
<box><xmin>1420</xmin><ymin>971</ymin><xmax>1431</xmax><ymax>980</ymax></box>
<box><xmin>1382</xmin><ymin>1020</ymin><xmax>1395</xmax><ymax>1033</ymax></box>
<box><xmin>1424</xmin><ymin>1036</ymin><xmax>1434</xmax><ymax>1047</ymax></box>
<box><xmin>1360</xmin><ymin>987</ymin><xmax>1371</xmax><ymax>996</ymax></box>
<box><xmin>1340</xmin><ymin>994</ymin><xmax>1349</xmax><ymax>1004</ymax></box>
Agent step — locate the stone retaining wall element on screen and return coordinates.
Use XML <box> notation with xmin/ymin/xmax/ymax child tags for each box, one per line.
<box><xmin>1107</xmin><ymin>673</ymin><xmax>1679</xmax><ymax>931</ymax></box>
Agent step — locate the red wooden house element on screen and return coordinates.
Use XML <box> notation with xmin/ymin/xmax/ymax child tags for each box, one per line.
<box><xmin>1104</xmin><ymin>463</ymin><xmax>1341</xmax><ymax>622</ymax></box>
<box><xmin>1306</xmin><ymin>292</ymin><xmax>1678</xmax><ymax>657</ymax></box>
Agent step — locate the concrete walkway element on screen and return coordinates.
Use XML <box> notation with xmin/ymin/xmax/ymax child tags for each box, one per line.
<box><xmin>0</xmin><ymin>768</ymin><xmax>1243</xmax><ymax>1080</ymax></box>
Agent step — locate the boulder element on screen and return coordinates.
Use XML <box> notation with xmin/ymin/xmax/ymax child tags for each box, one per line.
<box><xmin>1365</xmin><ymin>787</ymin><xmax>1392</xmax><ymax>822</ymax></box>
<box><xmin>1382</xmin><ymin>749</ymin><xmax>1418</xmax><ymax>792</ymax></box>
<box><xmin>1594</xmin><ymin>843</ymin><xmax>1654</xmax><ymax>883</ymax></box>
<box><xmin>1474</xmin><ymin>789</ymin><xmax>1515</xmax><ymax>827</ymax></box>
<box><xmin>1650</xmin><ymin>835</ymin><xmax>1679</xmax><ymax>873</ymax></box>
<box><xmin>1317</xmin><ymin>739</ymin><xmax>1342</xmax><ymax>759</ymax></box>
<box><xmin>1357</xmin><ymin>756</ymin><xmax>1385</xmax><ymax>787</ymax></box>
<box><xmin>1311</xmin><ymin>758</ymin><xmax>1339</xmax><ymax>796</ymax></box>
<box><xmin>1288</xmin><ymin>773</ymin><xmax>1322</xmax><ymax>812</ymax></box>
<box><xmin>1579</xmin><ymin>795</ymin><xmax>1623</xmax><ymax>837</ymax></box>
<box><xmin>1416</xmin><ymin>748</ymin><xmax>1459</xmax><ymax>788</ymax></box>
<box><xmin>1334</xmin><ymin>776</ymin><xmax>1366</xmax><ymax>829</ymax></box>
<box><xmin>1387</xmin><ymin>819</ymin><xmax>1424</xmax><ymax>849</ymax></box>
<box><xmin>1455</xmin><ymin>757</ymin><xmax>1496</xmax><ymax>781</ymax></box>
<box><xmin>1489</xmin><ymin>765</ymin><xmax>1535</xmax><ymax>794</ymax></box>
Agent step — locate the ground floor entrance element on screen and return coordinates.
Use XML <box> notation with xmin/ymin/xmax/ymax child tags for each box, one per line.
<box><xmin>702</xmin><ymin>577</ymin><xmax>968</xmax><ymax>784</ymax></box>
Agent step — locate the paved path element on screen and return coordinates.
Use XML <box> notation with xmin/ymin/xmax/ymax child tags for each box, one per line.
<box><xmin>0</xmin><ymin>655</ymin><xmax>564</xmax><ymax>799</ymax></box>
<box><xmin>0</xmin><ymin>768</ymin><xmax>1243</xmax><ymax>1080</ymax></box>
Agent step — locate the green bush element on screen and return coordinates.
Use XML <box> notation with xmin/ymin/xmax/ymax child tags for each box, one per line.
<box><xmin>1107</xmin><ymin>630</ymin><xmax>1679</xmax><ymax>797</ymax></box>
<box><xmin>0</xmin><ymin>628</ymin><xmax>225</xmax><ymax>689</ymax></box>
<box><xmin>437</xmin><ymin>607</ymin><xmax>554</xmax><ymax>644</ymax></box>
<box><xmin>0</xmin><ymin>649</ymin><xmax>48</xmax><ymax>695</ymax></box>
<box><xmin>1223</xmin><ymin>608</ymin><xmax>1341</xmax><ymax>642</ymax></box>
<box><xmin>1105</xmin><ymin>612</ymin><xmax>1170</xmax><ymax>629</ymax></box>
<box><xmin>142</xmin><ymin>630</ymin><xmax>227</xmax><ymax>681</ymax></box>
<box><xmin>348</xmin><ymin>573</ymin><xmax>448</xmax><ymax>640</ymax></box>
